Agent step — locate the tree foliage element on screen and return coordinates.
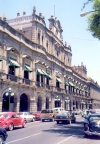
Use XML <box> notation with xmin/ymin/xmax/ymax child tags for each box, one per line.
<box><xmin>82</xmin><ymin>0</ymin><xmax>93</xmax><ymax>9</ymax></box>
<box><xmin>87</xmin><ymin>0</ymin><xmax>100</xmax><ymax>39</ymax></box>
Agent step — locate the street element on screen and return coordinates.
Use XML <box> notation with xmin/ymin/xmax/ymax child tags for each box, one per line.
<box><xmin>5</xmin><ymin>115</ymin><xmax>100</xmax><ymax>144</ymax></box>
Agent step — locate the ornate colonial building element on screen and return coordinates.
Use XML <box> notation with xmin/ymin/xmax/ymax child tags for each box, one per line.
<box><xmin>0</xmin><ymin>6</ymin><xmax>100</xmax><ymax>112</ymax></box>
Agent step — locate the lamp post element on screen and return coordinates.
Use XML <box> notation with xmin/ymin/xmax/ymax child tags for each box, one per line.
<box><xmin>80</xmin><ymin>10</ymin><xmax>100</xmax><ymax>17</ymax></box>
<box><xmin>88</xmin><ymin>100</ymin><xmax>92</xmax><ymax>109</ymax></box>
<box><xmin>65</xmin><ymin>97</ymin><xmax>70</xmax><ymax>111</ymax></box>
<box><xmin>5</xmin><ymin>88</ymin><xmax>14</xmax><ymax>111</ymax></box>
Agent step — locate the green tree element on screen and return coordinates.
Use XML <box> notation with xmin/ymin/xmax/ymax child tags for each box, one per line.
<box><xmin>82</xmin><ymin>0</ymin><xmax>93</xmax><ymax>9</ymax></box>
<box><xmin>87</xmin><ymin>0</ymin><xmax>100</xmax><ymax>39</ymax></box>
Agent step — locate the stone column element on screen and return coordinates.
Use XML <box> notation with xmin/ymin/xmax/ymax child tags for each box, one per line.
<box><xmin>0</xmin><ymin>97</ymin><xmax>3</xmax><ymax>112</ymax></box>
<box><xmin>18</xmin><ymin>53</ymin><xmax>23</xmax><ymax>77</ymax></box>
<box><xmin>51</xmin><ymin>97</ymin><xmax>55</xmax><ymax>108</ymax></box>
<box><xmin>32</xmin><ymin>60</ymin><xmax>35</xmax><ymax>81</ymax></box>
<box><xmin>42</xmin><ymin>101</ymin><xmax>45</xmax><ymax>110</ymax></box>
<box><xmin>49</xmin><ymin>99</ymin><xmax>52</xmax><ymax>109</ymax></box>
<box><xmin>14</xmin><ymin>98</ymin><xmax>20</xmax><ymax>112</ymax></box>
<box><xmin>61</xmin><ymin>99</ymin><xmax>64</xmax><ymax>108</ymax></box>
<box><xmin>2</xmin><ymin>47</ymin><xmax>8</xmax><ymax>74</ymax></box>
<box><xmin>30</xmin><ymin>100</ymin><xmax>37</xmax><ymax>112</ymax></box>
<box><xmin>51</xmin><ymin>69</ymin><xmax>56</xmax><ymax>87</ymax></box>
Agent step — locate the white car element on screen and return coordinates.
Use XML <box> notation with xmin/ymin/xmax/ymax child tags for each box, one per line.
<box><xmin>18</xmin><ymin>112</ymin><xmax>35</xmax><ymax>123</ymax></box>
<box><xmin>53</xmin><ymin>107</ymin><xmax>65</xmax><ymax>113</ymax></box>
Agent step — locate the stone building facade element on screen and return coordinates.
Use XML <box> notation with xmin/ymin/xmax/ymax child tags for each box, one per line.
<box><xmin>0</xmin><ymin>6</ymin><xmax>99</xmax><ymax>112</ymax></box>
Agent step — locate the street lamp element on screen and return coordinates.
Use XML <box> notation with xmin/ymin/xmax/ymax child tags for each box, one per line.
<box><xmin>5</xmin><ymin>88</ymin><xmax>14</xmax><ymax>111</ymax></box>
<box><xmin>80</xmin><ymin>10</ymin><xmax>100</xmax><ymax>17</ymax></box>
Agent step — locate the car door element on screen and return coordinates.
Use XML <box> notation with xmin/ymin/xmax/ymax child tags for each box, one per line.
<box><xmin>27</xmin><ymin>112</ymin><xmax>32</xmax><ymax>122</ymax></box>
<box><xmin>11</xmin><ymin>114</ymin><xmax>18</xmax><ymax>126</ymax></box>
<box><xmin>15</xmin><ymin>114</ymin><xmax>22</xmax><ymax>126</ymax></box>
<box><xmin>24</xmin><ymin>112</ymin><xmax>28</xmax><ymax>122</ymax></box>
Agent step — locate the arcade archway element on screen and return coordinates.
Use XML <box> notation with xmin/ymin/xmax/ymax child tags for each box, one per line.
<box><xmin>37</xmin><ymin>97</ymin><xmax>42</xmax><ymax>111</ymax></box>
<box><xmin>46</xmin><ymin>97</ymin><xmax>49</xmax><ymax>109</ymax></box>
<box><xmin>2</xmin><ymin>92</ymin><xmax>15</xmax><ymax>112</ymax></box>
<box><xmin>55</xmin><ymin>100</ymin><xmax>61</xmax><ymax>108</ymax></box>
<box><xmin>76</xmin><ymin>101</ymin><xmax>78</xmax><ymax>109</ymax></box>
<box><xmin>73</xmin><ymin>100</ymin><xmax>76</xmax><ymax>110</ymax></box>
<box><xmin>20</xmin><ymin>93</ymin><xmax>29</xmax><ymax>112</ymax></box>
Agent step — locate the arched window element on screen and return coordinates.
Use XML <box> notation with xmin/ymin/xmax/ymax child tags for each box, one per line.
<box><xmin>38</xmin><ymin>33</ymin><xmax>40</xmax><ymax>44</ymax></box>
<box><xmin>42</xmin><ymin>35</ymin><xmax>44</xmax><ymax>44</ymax></box>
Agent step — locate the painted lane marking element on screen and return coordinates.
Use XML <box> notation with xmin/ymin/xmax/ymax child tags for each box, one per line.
<box><xmin>27</xmin><ymin>122</ymin><xmax>51</xmax><ymax>129</ymax></box>
<box><xmin>56</xmin><ymin>136</ymin><xmax>73</xmax><ymax>144</ymax></box>
<box><xmin>6</xmin><ymin>132</ymin><xmax>42</xmax><ymax>144</ymax></box>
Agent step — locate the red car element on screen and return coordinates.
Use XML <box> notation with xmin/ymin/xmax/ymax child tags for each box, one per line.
<box><xmin>0</xmin><ymin>112</ymin><xmax>26</xmax><ymax>131</ymax></box>
<box><xmin>32</xmin><ymin>112</ymin><xmax>41</xmax><ymax>120</ymax></box>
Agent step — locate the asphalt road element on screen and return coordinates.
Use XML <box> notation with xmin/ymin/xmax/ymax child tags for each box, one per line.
<box><xmin>6</xmin><ymin>115</ymin><xmax>100</xmax><ymax>144</ymax></box>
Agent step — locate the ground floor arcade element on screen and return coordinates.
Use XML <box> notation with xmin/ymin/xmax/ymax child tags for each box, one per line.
<box><xmin>0</xmin><ymin>87</ymin><xmax>91</xmax><ymax>112</ymax></box>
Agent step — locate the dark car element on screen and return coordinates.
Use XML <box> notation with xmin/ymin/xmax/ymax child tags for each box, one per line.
<box><xmin>0</xmin><ymin>127</ymin><xmax>8</xmax><ymax>143</ymax></box>
<box><xmin>55</xmin><ymin>112</ymin><xmax>76</xmax><ymax>124</ymax></box>
<box><xmin>84</xmin><ymin>114</ymin><xmax>100</xmax><ymax>136</ymax></box>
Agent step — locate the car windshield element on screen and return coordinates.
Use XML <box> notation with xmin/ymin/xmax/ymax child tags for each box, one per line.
<box><xmin>0</xmin><ymin>114</ymin><xmax>9</xmax><ymax>118</ymax></box>
<box><xmin>89</xmin><ymin>115</ymin><xmax>100</xmax><ymax>122</ymax></box>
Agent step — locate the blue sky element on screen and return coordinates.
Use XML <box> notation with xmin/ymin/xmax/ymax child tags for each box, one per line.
<box><xmin>0</xmin><ymin>0</ymin><xmax>100</xmax><ymax>84</ymax></box>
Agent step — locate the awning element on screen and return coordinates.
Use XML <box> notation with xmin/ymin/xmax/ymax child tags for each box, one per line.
<box><xmin>56</xmin><ymin>77</ymin><xmax>62</xmax><ymax>83</ymax></box>
<box><xmin>0</xmin><ymin>58</ymin><xmax>3</xmax><ymax>61</ymax></box>
<box><xmin>24</xmin><ymin>65</ymin><xmax>33</xmax><ymax>72</ymax></box>
<box><xmin>68</xmin><ymin>82</ymin><xmax>75</xmax><ymax>87</ymax></box>
<box><xmin>75</xmin><ymin>86</ymin><xmax>80</xmax><ymax>90</ymax></box>
<box><xmin>65</xmin><ymin>82</ymin><xmax>69</xmax><ymax>86</ymax></box>
<box><xmin>9</xmin><ymin>59</ymin><xmax>20</xmax><ymax>68</ymax></box>
<box><xmin>81</xmin><ymin>89</ymin><xmax>85</xmax><ymax>92</ymax></box>
<box><xmin>37</xmin><ymin>69</ymin><xmax>44</xmax><ymax>75</ymax></box>
<box><xmin>42</xmin><ymin>70</ymin><xmax>48</xmax><ymax>76</ymax></box>
<box><xmin>46</xmin><ymin>74</ymin><xmax>52</xmax><ymax>80</ymax></box>
<box><xmin>85</xmin><ymin>90</ymin><xmax>89</xmax><ymax>93</ymax></box>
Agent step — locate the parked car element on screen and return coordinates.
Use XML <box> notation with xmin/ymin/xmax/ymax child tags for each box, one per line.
<box><xmin>84</xmin><ymin>113</ymin><xmax>100</xmax><ymax>136</ymax></box>
<box><xmin>41</xmin><ymin>109</ymin><xmax>57</xmax><ymax>122</ymax></box>
<box><xmin>52</xmin><ymin>107</ymin><xmax>65</xmax><ymax>113</ymax></box>
<box><xmin>18</xmin><ymin>112</ymin><xmax>35</xmax><ymax>123</ymax></box>
<box><xmin>0</xmin><ymin>127</ymin><xmax>8</xmax><ymax>143</ymax></box>
<box><xmin>0</xmin><ymin>112</ymin><xmax>26</xmax><ymax>131</ymax></box>
<box><xmin>55</xmin><ymin>112</ymin><xmax>76</xmax><ymax>124</ymax></box>
<box><xmin>72</xmin><ymin>109</ymin><xmax>81</xmax><ymax>115</ymax></box>
<box><xmin>32</xmin><ymin>112</ymin><xmax>41</xmax><ymax>120</ymax></box>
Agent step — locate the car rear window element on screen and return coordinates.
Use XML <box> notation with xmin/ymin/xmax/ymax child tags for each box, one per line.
<box><xmin>41</xmin><ymin>110</ymin><xmax>53</xmax><ymax>113</ymax></box>
<box><xmin>0</xmin><ymin>114</ymin><xmax>9</xmax><ymax>118</ymax></box>
<box><xmin>18</xmin><ymin>112</ymin><xmax>23</xmax><ymax>115</ymax></box>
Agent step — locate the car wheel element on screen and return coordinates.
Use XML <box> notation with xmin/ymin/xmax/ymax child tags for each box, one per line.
<box><xmin>68</xmin><ymin>120</ymin><xmax>71</xmax><ymax>124</ymax></box>
<box><xmin>57</xmin><ymin>121</ymin><xmax>59</xmax><ymax>124</ymax></box>
<box><xmin>0</xmin><ymin>135</ymin><xmax>4</xmax><ymax>144</ymax></box>
<box><xmin>9</xmin><ymin>123</ymin><xmax>14</xmax><ymax>131</ymax></box>
<box><xmin>22</xmin><ymin>121</ymin><xmax>26</xmax><ymax>128</ymax></box>
<box><xmin>32</xmin><ymin>118</ymin><xmax>35</xmax><ymax>122</ymax></box>
<box><xmin>51</xmin><ymin>117</ymin><xmax>54</xmax><ymax>122</ymax></box>
<box><xmin>73</xmin><ymin>119</ymin><xmax>76</xmax><ymax>123</ymax></box>
<box><xmin>41</xmin><ymin>119</ymin><xmax>44</xmax><ymax>122</ymax></box>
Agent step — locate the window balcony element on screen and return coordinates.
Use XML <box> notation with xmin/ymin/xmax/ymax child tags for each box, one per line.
<box><xmin>23</xmin><ymin>78</ymin><xmax>31</xmax><ymax>85</ymax></box>
<box><xmin>46</xmin><ymin>85</ymin><xmax>51</xmax><ymax>90</ymax></box>
<box><xmin>36</xmin><ymin>81</ymin><xmax>45</xmax><ymax>88</ymax></box>
<box><xmin>7</xmin><ymin>74</ymin><xmax>17</xmax><ymax>82</ymax></box>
